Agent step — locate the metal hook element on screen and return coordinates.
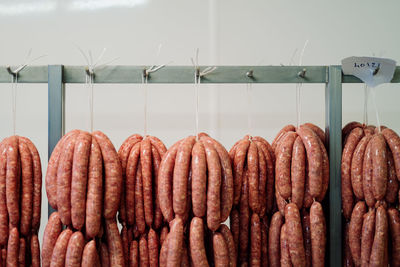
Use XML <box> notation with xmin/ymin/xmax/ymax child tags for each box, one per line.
<box><xmin>143</xmin><ymin>68</ymin><xmax>149</xmax><ymax>79</ymax></box>
<box><xmin>195</xmin><ymin>67</ymin><xmax>200</xmax><ymax>79</ymax></box>
<box><xmin>246</xmin><ymin>70</ymin><xmax>254</xmax><ymax>78</ymax></box>
<box><xmin>298</xmin><ymin>68</ymin><xmax>307</xmax><ymax>78</ymax></box>
<box><xmin>373</xmin><ymin>65</ymin><xmax>380</xmax><ymax>76</ymax></box>
<box><xmin>85</xmin><ymin>67</ymin><xmax>95</xmax><ymax>77</ymax></box>
<box><xmin>6</xmin><ymin>66</ymin><xmax>16</xmax><ymax>77</ymax></box>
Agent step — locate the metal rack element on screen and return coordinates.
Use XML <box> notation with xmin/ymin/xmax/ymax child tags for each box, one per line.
<box><xmin>1</xmin><ymin>64</ymin><xmax>400</xmax><ymax>267</ymax></box>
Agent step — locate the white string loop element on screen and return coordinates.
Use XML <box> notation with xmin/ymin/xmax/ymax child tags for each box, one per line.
<box><xmin>295</xmin><ymin>40</ymin><xmax>309</xmax><ymax>128</ymax></box>
<box><xmin>363</xmin><ymin>84</ymin><xmax>369</xmax><ymax>126</ymax></box>
<box><xmin>371</xmin><ymin>87</ymin><xmax>381</xmax><ymax>133</ymax></box>
<box><xmin>246</xmin><ymin>83</ymin><xmax>253</xmax><ymax>136</ymax></box>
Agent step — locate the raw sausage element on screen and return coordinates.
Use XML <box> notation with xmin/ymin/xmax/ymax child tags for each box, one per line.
<box><xmin>316</xmin><ymin>136</ymin><xmax>329</xmax><ymax>202</ymax></box>
<box><xmin>369</xmin><ymin>206</ymin><xmax>388</xmax><ymax>267</ymax></box>
<box><xmin>250</xmin><ymin>213</ymin><xmax>261</xmax><ymax>267</ymax></box>
<box><xmin>388</xmin><ymin>208</ymin><xmax>400</xmax><ymax>267</ymax></box>
<box><xmin>361</xmin><ymin>209</ymin><xmax>375</xmax><ymax>267</ymax></box>
<box><xmin>280</xmin><ymin>224</ymin><xmax>292</xmax><ymax>267</ymax></box>
<box><xmin>248</xmin><ymin>141</ymin><xmax>260</xmax><ymax>213</ymax></box>
<box><xmin>121</xmin><ymin>226</ymin><xmax>129</xmax><ymax>267</ymax></box>
<box><xmin>371</xmin><ymin>134</ymin><xmax>387</xmax><ymax>200</ymax></box>
<box><xmin>363</xmin><ymin>140</ymin><xmax>376</xmax><ymax>207</ymax></box>
<box><xmin>126</xmin><ymin>142</ymin><xmax>141</xmax><ymax>226</ymax></box>
<box><xmin>260</xmin><ymin>218</ymin><xmax>268</xmax><ymax>267</ymax></box>
<box><xmin>189</xmin><ymin>217</ymin><xmax>209</xmax><ymax>267</ymax></box>
<box><xmin>382</xmin><ymin>128</ymin><xmax>400</xmax><ymax>179</ymax></box>
<box><xmin>71</xmin><ymin>131</ymin><xmax>92</xmax><ymax>230</ymax></box>
<box><xmin>93</xmin><ymin>131</ymin><xmax>123</xmax><ymax>219</ymax></box>
<box><xmin>386</xmin><ymin>150</ymin><xmax>398</xmax><ymax>203</ymax></box>
<box><xmin>229</xmin><ymin>208</ymin><xmax>240</xmax><ymax>257</ymax></box>
<box><xmin>268</xmin><ymin>211</ymin><xmax>283</xmax><ymax>267</ymax></box>
<box><xmin>166</xmin><ymin>218</ymin><xmax>183</xmax><ymax>267</ymax></box>
<box><xmin>6</xmin><ymin>136</ymin><xmax>20</xmax><ymax>227</ymax></box>
<box><xmin>141</xmin><ymin>138</ymin><xmax>154</xmax><ymax>227</ymax></box>
<box><xmin>105</xmin><ymin>219</ymin><xmax>125</xmax><ymax>267</ymax></box>
<box><xmin>344</xmin><ymin>222</ymin><xmax>354</xmax><ymax>267</ymax></box>
<box><xmin>349</xmin><ymin>201</ymin><xmax>366</xmax><ymax>266</ymax></box>
<box><xmin>82</xmin><ymin>240</ymin><xmax>99</xmax><ymax>267</ymax></box>
<box><xmin>173</xmin><ymin>136</ymin><xmax>195</xmax><ymax>216</ymax></box>
<box><xmin>272</xmin><ymin>124</ymin><xmax>296</xmax><ymax>152</ymax></box>
<box><xmin>301</xmin><ymin>209</ymin><xmax>312</xmax><ymax>267</ymax></box>
<box><xmin>129</xmin><ymin>240</ymin><xmax>139</xmax><ymax>267</ymax></box>
<box><xmin>65</xmin><ymin>231</ymin><xmax>85</xmax><ymax>267</ymax></box>
<box><xmin>310</xmin><ymin>201</ymin><xmax>326</xmax><ymax>267</ymax></box>
<box><xmin>30</xmin><ymin>234</ymin><xmax>40</xmax><ymax>267</ymax></box>
<box><xmin>351</xmin><ymin>135</ymin><xmax>372</xmax><ymax>200</ymax></box>
<box><xmin>7</xmin><ymin>227</ymin><xmax>19</xmax><ymax>267</ymax></box>
<box><xmin>275</xmin><ymin>132</ymin><xmax>297</xmax><ymax>199</ymax></box>
<box><xmin>148</xmin><ymin>228</ymin><xmax>159</xmax><ymax>267</ymax></box>
<box><xmin>50</xmin><ymin>229</ymin><xmax>73</xmax><ymax>267</ymax></box>
<box><xmin>213</xmin><ymin>233</ymin><xmax>229</xmax><ymax>267</ymax></box>
<box><xmin>0</xmin><ymin>140</ymin><xmax>8</xmax><ymax>246</ymax></box>
<box><xmin>100</xmin><ymin>243</ymin><xmax>110</xmax><ymax>267</ymax></box>
<box><xmin>160</xmin><ymin>226</ymin><xmax>169</xmax><ymax>246</ymax></box>
<box><xmin>135</xmin><ymin>163</ymin><xmax>145</xmax><ymax>234</ymax></box>
<box><xmin>86</xmin><ymin>137</ymin><xmax>103</xmax><ymax>239</ymax></box>
<box><xmin>291</xmin><ymin>136</ymin><xmax>305</xmax><ymax>209</ymax></box>
<box><xmin>151</xmin><ymin>145</ymin><xmax>163</xmax><ymax>229</ymax></box>
<box><xmin>233</xmin><ymin>139</ymin><xmax>250</xmax><ymax>205</ymax></box>
<box><xmin>191</xmin><ymin>142</ymin><xmax>207</xmax><ymax>218</ymax></box>
<box><xmin>239</xmin><ymin>169</ymin><xmax>250</xmax><ymax>263</ymax></box>
<box><xmin>139</xmin><ymin>236</ymin><xmax>149</xmax><ymax>267</ymax></box>
<box><xmin>285</xmin><ymin>203</ymin><xmax>306</xmax><ymax>267</ymax></box>
<box><xmin>218</xmin><ymin>224</ymin><xmax>236</xmax><ymax>267</ymax></box>
<box><xmin>42</xmin><ymin>212</ymin><xmax>62</xmax><ymax>267</ymax></box>
<box><xmin>303</xmin><ymin>123</ymin><xmax>326</xmax><ymax>146</ymax></box>
<box><xmin>256</xmin><ymin>142</ymin><xmax>267</xmax><ymax>217</ymax></box>
<box><xmin>149</xmin><ymin>136</ymin><xmax>167</xmax><ymax>158</ymax></box>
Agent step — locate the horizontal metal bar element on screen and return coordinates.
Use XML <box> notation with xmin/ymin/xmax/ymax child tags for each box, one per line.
<box><xmin>1</xmin><ymin>65</ymin><xmax>400</xmax><ymax>84</ymax></box>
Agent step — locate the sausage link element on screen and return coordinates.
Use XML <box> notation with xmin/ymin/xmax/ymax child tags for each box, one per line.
<box><xmin>71</xmin><ymin>131</ymin><xmax>92</xmax><ymax>230</ymax></box>
<box><xmin>271</xmin><ymin>125</ymin><xmax>296</xmax><ymax>153</ymax></box>
<box><xmin>388</xmin><ymin>208</ymin><xmax>400</xmax><ymax>267</ymax></box>
<box><xmin>46</xmin><ymin>130</ymin><xmax>79</xmax><ymax>209</ymax></box>
<box><xmin>291</xmin><ymin>136</ymin><xmax>305</xmax><ymax>209</ymax></box>
<box><xmin>100</xmin><ymin>243</ymin><xmax>110</xmax><ymax>267</ymax></box>
<box><xmin>204</xmin><ymin>141</ymin><xmax>222</xmax><ymax>231</ymax></box>
<box><xmin>213</xmin><ymin>233</ymin><xmax>229</xmax><ymax>267</ymax></box>
<box><xmin>93</xmin><ymin>131</ymin><xmax>123</xmax><ymax>219</ymax></box>
<box><xmin>151</xmin><ymin>145</ymin><xmax>163</xmax><ymax>230</ymax></box>
<box><xmin>0</xmin><ymin>141</ymin><xmax>8</xmax><ymax>246</ymax></box>
<box><xmin>158</xmin><ymin>141</ymin><xmax>181</xmax><ymax>222</ymax></box>
<box><xmin>191</xmin><ymin>142</ymin><xmax>207</xmax><ymax>218</ymax></box>
<box><xmin>189</xmin><ymin>217</ymin><xmax>209</xmax><ymax>267</ymax></box>
<box><xmin>18</xmin><ymin>238</ymin><xmax>25</xmax><ymax>267</ymax></box>
<box><xmin>310</xmin><ymin>201</ymin><xmax>326</xmax><ymax>267</ymax></box>
<box><xmin>301</xmin><ymin>209</ymin><xmax>311</xmax><ymax>267</ymax></box>
<box><xmin>316</xmin><ymin>136</ymin><xmax>329</xmax><ymax>202</ymax></box>
<box><xmin>250</xmin><ymin>213</ymin><xmax>261</xmax><ymax>267</ymax></box>
<box><xmin>284</xmin><ymin>203</ymin><xmax>306</xmax><ymax>267</ymax></box>
<box><xmin>7</xmin><ymin>228</ymin><xmax>19</xmax><ymax>267</ymax></box>
<box><xmin>341</xmin><ymin>127</ymin><xmax>364</xmax><ymax>219</ymax></box>
<box><xmin>253</xmin><ymin>140</ymin><xmax>275</xmax><ymax>213</ymax></box>
<box><xmin>248</xmin><ymin>141</ymin><xmax>260</xmax><ymax>213</ymax></box>
<box><xmin>126</xmin><ymin>142</ymin><xmax>141</xmax><ymax>226</ymax></box>
<box><xmin>135</xmin><ymin>163</ymin><xmax>146</xmax><ymax>234</ymax></box>
<box><xmin>275</xmin><ymin>184</ymin><xmax>287</xmax><ymax>216</ymax></box>
<box><xmin>159</xmin><ymin>234</ymin><xmax>169</xmax><ymax>267</ymax></box>
<box><xmin>239</xmin><ymin>169</ymin><xmax>250</xmax><ymax>263</ymax></box>
<box><xmin>118</xmin><ymin>135</ymin><xmax>142</xmax><ymax>224</ymax></box>
<box><xmin>343</xmin><ymin>122</ymin><xmax>363</xmax><ymax>140</ymax></box>
<box><xmin>260</xmin><ymin>218</ymin><xmax>268</xmax><ymax>267</ymax></box>
<box><xmin>148</xmin><ymin>136</ymin><xmax>167</xmax><ymax>158</ymax></box>
<box><xmin>181</xmin><ymin>244</ymin><xmax>190</xmax><ymax>267</ymax></box>
<box><xmin>180</xmin><ymin>166</ymin><xmax>192</xmax><ymax>225</ymax></box>
<box><xmin>276</xmin><ymin>132</ymin><xmax>297</xmax><ymax>199</ymax></box>
<box><xmin>65</xmin><ymin>231</ymin><xmax>85</xmax><ymax>267</ymax></box>
<box><xmin>371</xmin><ymin>134</ymin><xmax>388</xmax><ymax>200</ymax></box>
<box><xmin>280</xmin><ymin>224</ymin><xmax>292</xmax><ymax>267</ymax></box>
<box><xmin>296</xmin><ymin>126</ymin><xmax>323</xmax><ymax>198</ymax></box>
<box><xmin>166</xmin><ymin>218</ymin><xmax>184</xmax><ymax>267</ymax></box>
<box><xmin>233</xmin><ymin>139</ymin><xmax>250</xmax><ymax>205</ymax></box>
<box><xmin>121</xmin><ymin>226</ymin><xmax>129</xmax><ymax>267</ymax></box>
<box><xmin>141</xmin><ymin>138</ymin><xmax>154</xmax><ymax>227</ymax></box>
<box><xmin>173</xmin><ymin>136</ymin><xmax>196</xmax><ymax>216</ymax></box>
<box><xmin>42</xmin><ymin>212</ymin><xmax>62</xmax><ymax>267</ymax></box>
<box><xmin>19</xmin><ymin>137</ymin><xmax>42</xmax><ymax>233</ymax></box>
<box><xmin>268</xmin><ymin>211</ymin><xmax>283</xmax><ymax>267</ymax></box>
<box><xmin>369</xmin><ymin>206</ymin><xmax>388</xmax><ymax>267</ymax></box>
<box><xmin>200</xmin><ymin>136</ymin><xmax>234</xmax><ymax>222</ymax></box>
<box><xmin>255</xmin><ymin>142</ymin><xmax>267</xmax><ymax>217</ymax></box>
<box><xmin>302</xmin><ymin>123</ymin><xmax>326</xmax><ymax>146</ymax></box>
<box><xmin>85</xmin><ymin>137</ymin><xmax>103</xmax><ymax>239</ymax></box>
<box><xmin>105</xmin><ymin>218</ymin><xmax>125</xmax><ymax>267</ymax></box>
<box><xmin>148</xmin><ymin>228</ymin><xmax>159</xmax><ymax>267</ymax></box>
<box><xmin>252</xmin><ymin>136</ymin><xmax>275</xmax><ymax>164</ymax></box>
<box><xmin>349</xmin><ymin>201</ymin><xmax>366</xmax><ymax>266</ymax></box>
<box><xmin>351</xmin><ymin>135</ymin><xmax>372</xmax><ymax>200</ymax></box>
<box><xmin>386</xmin><ymin>150</ymin><xmax>398</xmax><ymax>203</ymax></box>
<box><xmin>160</xmin><ymin>226</ymin><xmax>169</xmax><ymax>246</ymax></box>
<box><xmin>50</xmin><ymin>228</ymin><xmax>73</xmax><ymax>267</ymax></box>
<box><xmin>344</xmin><ymin>222</ymin><xmax>354</xmax><ymax>267</ymax></box>
<box><xmin>6</xmin><ymin>136</ymin><xmax>20</xmax><ymax>227</ymax></box>
<box><xmin>129</xmin><ymin>240</ymin><xmax>139</xmax><ymax>267</ymax></box>
<box><xmin>30</xmin><ymin>234</ymin><xmax>40</xmax><ymax>267</ymax></box>
<box><xmin>139</xmin><ymin>236</ymin><xmax>149</xmax><ymax>267</ymax></box>
<box><xmin>361</xmin><ymin>209</ymin><xmax>375</xmax><ymax>267</ymax></box>
<box><xmin>218</xmin><ymin>224</ymin><xmax>236</xmax><ymax>267</ymax></box>
<box><xmin>363</xmin><ymin>140</ymin><xmax>376</xmax><ymax>207</ymax></box>
<box><xmin>382</xmin><ymin>128</ymin><xmax>400</xmax><ymax>179</ymax></box>
<box><xmin>81</xmin><ymin>240</ymin><xmax>99</xmax><ymax>267</ymax></box>
<box><xmin>229</xmin><ymin>209</ymin><xmax>240</xmax><ymax>258</ymax></box>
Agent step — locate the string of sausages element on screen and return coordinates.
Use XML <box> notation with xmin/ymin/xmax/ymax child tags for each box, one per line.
<box><xmin>268</xmin><ymin>123</ymin><xmax>328</xmax><ymax>267</ymax></box>
<box><xmin>42</xmin><ymin>130</ymin><xmax>124</xmax><ymax>267</ymax></box>
<box><xmin>341</xmin><ymin>122</ymin><xmax>400</xmax><ymax>267</ymax></box>
<box><xmin>0</xmin><ymin>136</ymin><xmax>42</xmax><ymax>267</ymax></box>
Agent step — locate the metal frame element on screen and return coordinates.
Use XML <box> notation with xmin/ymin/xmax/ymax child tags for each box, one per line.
<box><xmin>2</xmin><ymin>64</ymin><xmax>400</xmax><ymax>266</ymax></box>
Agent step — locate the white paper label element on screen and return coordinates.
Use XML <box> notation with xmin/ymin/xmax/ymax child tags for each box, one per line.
<box><xmin>341</xmin><ymin>56</ymin><xmax>396</xmax><ymax>87</ymax></box>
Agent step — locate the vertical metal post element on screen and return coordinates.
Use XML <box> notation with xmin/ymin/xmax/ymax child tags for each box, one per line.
<box><xmin>48</xmin><ymin>65</ymin><xmax>64</xmax><ymax>217</ymax></box>
<box><xmin>325</xmin><ymin>65</ymin><xmax>342</xmax><ymax>267</ymax></box>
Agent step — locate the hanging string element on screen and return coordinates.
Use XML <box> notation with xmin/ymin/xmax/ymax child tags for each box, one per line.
<box><xmin>87</xmin><ymin>73</ymin><xmax>94</xmax><ymax>132</ymax></box>
<box><xmin>11</xmin><ymin>74</ymin><xmax>18</xmax><ymax>135</ymax></box>
<box><xmin>246</xmin><ymin>83</ymin><xmax>253</xmax><ymax>136</ymax></box>
<box><xmin>295</xmin><ymin>40</ymin><xmax>309</xmax><ymax>128</ymax></box>
<box><xmin>363</xmin><ymin>84</ymin><xmax>369</xmax><ymax>126</ymax></box>
<box><xmin>195</xmin><ymin>69</ymin><xmax>200</xmax><ymax>141</ymax></box>
<box><xmin>142</xmin><ymin>72</ymin><xmax>149</xmax><ymax>137</ymax></box>
<box><xmin>371</xmin><ymin>87</ymin><xmax>382</xmax><ymax>133</ymax></box>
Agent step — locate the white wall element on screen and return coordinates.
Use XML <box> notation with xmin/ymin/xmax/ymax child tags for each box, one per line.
<box><xmin>1</xmin><ymin>0</ymin><xmax>400</xmax><ymax>242</ymax></box>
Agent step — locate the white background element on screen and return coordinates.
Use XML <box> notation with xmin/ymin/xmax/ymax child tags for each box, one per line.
<box><xmin>1</xmin><ymin>0</ymin><xmax>400</xmax><ymax>242</ymax></box>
